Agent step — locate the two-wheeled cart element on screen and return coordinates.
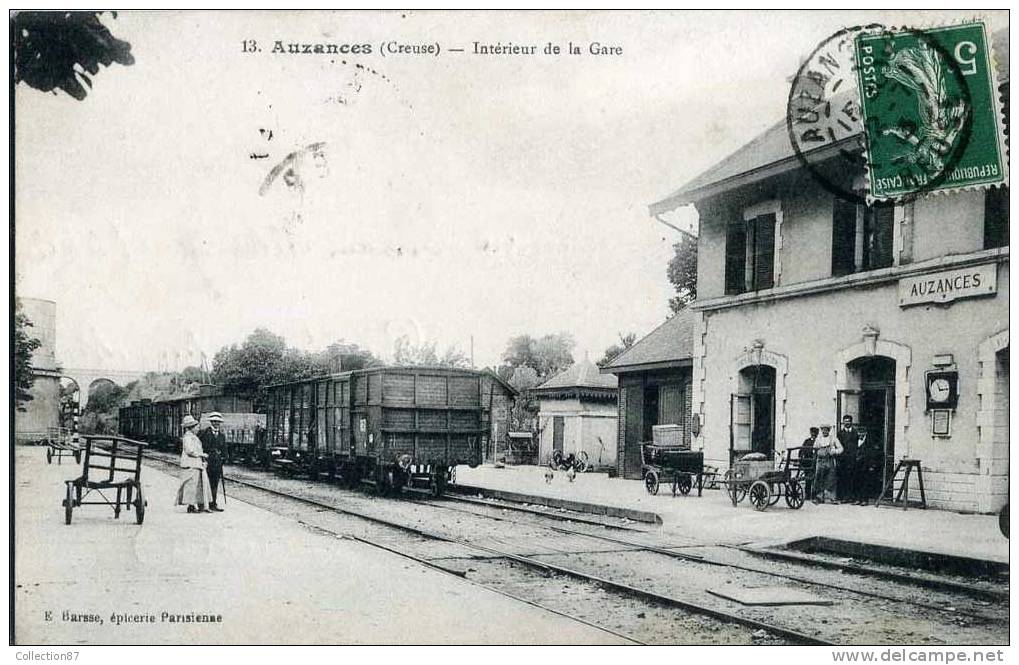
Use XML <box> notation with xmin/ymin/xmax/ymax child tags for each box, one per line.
<box><xmin>641</xmin><ymin>443</ymin><xmax>705</xmax><ymax>496</ymax></box>
<box><xmin>63</xmin><ymin>435</ymin><xmax>148</xmax><ymax>525</ymax></box>
<box><xmin>723</xmin><ymin>449</ymin><xmax>805</xmax><ymax>511</ymax></box>
<box><xmin>45</xmin><ymin>427</ymin><xmax>82</xmax><ymax>465</ymax></box>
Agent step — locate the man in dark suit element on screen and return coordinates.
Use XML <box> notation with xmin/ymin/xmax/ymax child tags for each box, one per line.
<box><xmin>836</xmin><ymin>414</ymin><xmax>860</xmax><ymax>504</ymax></box>
<box><xmin>200</xmin><ymin>412</ymin><xmax>227</xmax><ymax>511</ymax></box>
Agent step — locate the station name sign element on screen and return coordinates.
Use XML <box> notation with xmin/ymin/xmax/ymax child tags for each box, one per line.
<box><xmin>898</xmin><ymin>264</ymin><xmax>997</xmax><ymax>307</ymax></box>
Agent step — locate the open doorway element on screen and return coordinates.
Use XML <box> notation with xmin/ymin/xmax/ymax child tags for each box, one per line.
<box><xmin>841</xmin><ymin>356</ymin><xmax>896</xmax><ymax>499</ymax></box>
<box><xmin>731</xmin><ymin>365</ymin><xmax>776</xmax><ymax>462</ymax></box>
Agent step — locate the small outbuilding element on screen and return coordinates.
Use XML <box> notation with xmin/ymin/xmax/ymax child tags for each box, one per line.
<box><xmin>601</xmin><ymin>309</ymin><xmax>697</xmax><ymax>479</ymax></box>
<box><xmin>532</xmin><ymin>357</ymin><xmax>618</xmax><ymax>470</ymax></box>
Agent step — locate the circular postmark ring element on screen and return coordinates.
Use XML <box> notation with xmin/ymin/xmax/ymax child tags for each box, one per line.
<box><xmin>787</xmin><ymin>24</ymin><xmax>974</xmax><ymax>205</ymax></box>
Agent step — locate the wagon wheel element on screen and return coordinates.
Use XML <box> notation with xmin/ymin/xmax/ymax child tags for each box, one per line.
<box><xmin>64</xmin><ymin>483</ymin><xmax>74</xmax><ymax>525</ymax></box>
<box><xmin>784</xmin><ymin>480</ymin><xmax>805</xmax><ymax>509</ymax></box>
<box><xmin>677</xmin><ymin>474</ymin><xmax>693</xmax><ymax>496</ymax></box>
<box><xmin>430</xmin><ymin>470</ymin><xmax>446</xmax><ymax>498</ymax></box>
<box><xmin>723</xmin><ymin>470</ymin><xmax>747</xmax><ymax>505</ymax></box>
<box><xmin>644</xmin><ymin>470</ymin><xmax>660</xmax><ymax>496</ymax></box>
<box><xmin>749</xmin><ymin>481</ymin><xmax>771</xmax><ymax>511</ymax></box>
<box><xmin>576</xmin><ymin>451</ymin><xmax>589</xmax><ymax>473</ymax></box>
<box><xmin>134</xmin><ymin>483</ymin><xmax>146</xmax><ymax>525</ymax></box>
<box><xmin>46</xmin><ymin>448</ymin><xmax>53</xmax><ymax>464</ymax></box>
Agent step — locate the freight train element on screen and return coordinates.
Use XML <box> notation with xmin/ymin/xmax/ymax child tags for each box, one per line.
<box><xmin>263</xmin><ymin>366</ymin><xmax>517</xmax><ymax>496</ymax></box>
<box><xmin>118</xmin><ymin>384</ymin><xmax>265</xmax><ymax>462</ymax></box>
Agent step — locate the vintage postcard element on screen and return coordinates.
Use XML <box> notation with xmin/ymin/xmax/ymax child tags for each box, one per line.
<box><xmin>11</xmin><ymin>9</ymin><xmax>1010</xmax><ymax>654</ymax></box>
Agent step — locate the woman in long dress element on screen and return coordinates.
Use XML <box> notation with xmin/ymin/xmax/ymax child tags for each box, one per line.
<box><xmin>175</xmin><ymin>414</ymin><xmax>212</xmax><ymax>513</ymax></box>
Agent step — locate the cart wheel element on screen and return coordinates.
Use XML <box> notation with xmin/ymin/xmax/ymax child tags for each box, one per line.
<box><xmin>134</xmin><ymin>484</ymin><xmax>146</xmax><ymax>525</ymax></box>
<box><xmin>47</xmin><ymin>448</ymin><xmax>53</xmax><ymax>465</ymax></box>
<box><xmin>749</xmin><ymin>481</ymin><xmax>771</xmax><ymax>511</ymax></box>
<box><xmin>64</xmin><ymin>483</ymin><xmax>73</xmax><ymax>525</ymax></box>
<box><xmin>577</xmin><ymin>451</ymin><xmax>589</xmax><ymax>473</ymax></box>
<box><xmin>645</xmin><ymin>470</ymin><xmax>660</xmax><ymax>496</ymax></box>
<box><xmin>784</xmin><ymin>480</ymin><xmax>805</xmax><ymax>509</ymax></box>
<box><xmin>73</xmin><ymin>450</ymin><xmax>81</xmax><ymax>464</ymax></box>
<box><xmin>999</xmin><ymin>503</ymin><xmax>1009</xmax><ymax>538</ymax></box>
<box><xmin>677</xmin><ymin>475</ymin><xmax>693</xmax><ymax>496</ymax></box>
<box><xmin>723</xmin><ymin>470</ymin><xmax>747</xmax><ymax>504</ymax></box>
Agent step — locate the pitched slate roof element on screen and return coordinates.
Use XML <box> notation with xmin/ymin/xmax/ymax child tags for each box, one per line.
<box><xmin>535</xmin><ymin>357</ymin><xmax>618</xmax><ymax>391</ymax></box>
<box><xmin>600</xmin><ymin>308</ymin><xmax>696</xmax><ymax>374</ymax></box>
<box><xmin>649</xmin><ymin>27</ymin><xmax>1009</xmax><ymax>212</ymax></box>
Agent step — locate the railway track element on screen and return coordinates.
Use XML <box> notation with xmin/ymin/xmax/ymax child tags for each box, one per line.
<box><xmin>411</xmin><ymin>494</ymin><xmax>1008</xmax><ymax>621</ymax></box>
<box><xmin>144</xmin><ymin>451</ymin><xmax>1008</xmax><ymax>645</ymax></box>
<box><xmin>143</xmin><ymin>452</ymin><xmax>815</xmax><ymax>645</ymax></box>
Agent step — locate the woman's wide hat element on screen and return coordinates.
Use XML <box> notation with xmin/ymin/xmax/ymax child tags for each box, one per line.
<box><xmin>182</xmin><ymin>414</ymin><xmax>199</xmax><ymax>429</ymax></box>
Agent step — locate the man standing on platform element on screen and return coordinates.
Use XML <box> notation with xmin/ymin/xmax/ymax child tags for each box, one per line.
<box><xmin>200</xmin><ymin>412</ymin><xmax>227</xmax><ymax>512</ymax></box>
<box><xmin>836</xmin><ymin>414</ymin><xmax>860</xmax><ymax>504</ymax></box>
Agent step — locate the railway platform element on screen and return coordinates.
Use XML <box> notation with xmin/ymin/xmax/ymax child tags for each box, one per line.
<box><xmin>455</xmin><ymin>464</ymin><xmax>1009</xmax><ymax>565</ymax></box>
<box><xmin>12</xmin><ymin>445</ymin><xmax>627</xmax><ymax>645</ymax></box>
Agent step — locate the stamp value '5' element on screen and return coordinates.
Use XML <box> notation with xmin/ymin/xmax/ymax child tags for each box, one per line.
<box><xmin>854</xmin><ymin>22</ymin><xmax>1008</xmax><ymax>202</ymax></box>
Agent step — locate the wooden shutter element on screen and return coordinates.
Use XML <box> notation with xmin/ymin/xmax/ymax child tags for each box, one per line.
<box><xmin>724</xmin><ymin>222</ymin><xmax>747</xmax><ymax>295</ymax></box>
<box><xmin>869</xmin><ymin>205</ymin><xmax>895</xmax><ymax>269</ymax></box>
<box><xmin>752</xmin><ymin>213</ymin><xmax>775</xmax><ymax>290</ymax></box>
<box><xmin>832</xmin><ymin>198</ymin><xmax>857</xmax><ymax>276</ymax></box>
<box><xmin>984</xmin><ymin>186</ymin><xmax>1009</xmax><ymax>249</ymax></box>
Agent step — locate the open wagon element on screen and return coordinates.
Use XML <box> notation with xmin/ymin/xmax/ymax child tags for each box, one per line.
<box><xmin>641</xmin><ymin>443</ymin><xmax>706</xmax><ymax>496</ymax></box>
<box><xmin>723</xmin><ymin>449</ymin><xmax>805</xmax><ymax>511</ymax></box>
<box><xmin>63</xmin><ymin>435</ymin><xmax>148</xmax><ymax>525</ymax></box>
<box><xmin>45</xmin><ymin>427</ymin><xmax>82</xmax><ymax>465</ymax></box>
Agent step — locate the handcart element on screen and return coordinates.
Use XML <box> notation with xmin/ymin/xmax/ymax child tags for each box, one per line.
<box><xmin>641</xmin><ymin>442</ymin><xmax>705</xmax><ymax>496</ymax></box>
<box><xmin>63</xmin><ymin>435</ymin><xmax>148</xmax><ymax>525</ymax></box>
<box><xmin>723</xmin><ymin>449</ymin><xmax>805</xmax><ymax>511</ymax></box>
<box><xmin>45</xmin><ymin>427</ymin><xmax>82</xmax><ymax>465</ymax></box>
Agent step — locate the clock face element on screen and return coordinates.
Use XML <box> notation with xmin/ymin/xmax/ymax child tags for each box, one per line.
<box><xmin>930</xmin><ymin>378</ymin><xmax>951</xmax><ymax>402</ymax></box>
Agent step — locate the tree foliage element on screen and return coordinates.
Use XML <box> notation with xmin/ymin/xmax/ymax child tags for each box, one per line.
<box><xmin>598</xmin><ymin>332</ymin><xmax>638</xmax><ymax>367</ymax></box>
<box><xmin>667</xmin><ymin>233</ymin><xmax>698</xmax><ymax>313</ymax></box>
<box><xmin>13</xmin><ymin>11</ymin><xmax>134</xmax><ymax>101</ymax></box>
<box><xmin>392</xmin><ymin>335</ymin><xmax>469</xmax><ymax>368</ymax></box>
<box><xmin>14</xmin><ymin>308</ymin><xmax>42</xmax><ymax>411</ymax></box>
<box><xmin>211</xmin><ymin>329</ymin><xmax>380</xmax><ymax>408</ymax></box>
<box><xmin>84</xmin><ymin>381</ymin><xmax>128</xmax><ymax>414</ymax></box>
<box><xmin>499</xmin><ymin>332</ymin><xmax>575</xmax><ymax>380</ymax></box>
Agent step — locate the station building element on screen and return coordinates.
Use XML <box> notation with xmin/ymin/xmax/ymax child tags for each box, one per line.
<box><xmin>649</xmin><ymin>37</ymin><xmax>1009</xmax><ymax>513</ymax></box>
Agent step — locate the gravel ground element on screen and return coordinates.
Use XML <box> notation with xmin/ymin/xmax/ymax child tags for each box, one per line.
<box><xmin>144</xmin><ymin>454</ymin><xmax>1010</xmax><ymax>646</ymax></box>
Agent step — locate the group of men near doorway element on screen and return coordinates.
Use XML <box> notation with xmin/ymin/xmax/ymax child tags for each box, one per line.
<box><xmin>799</xmin><ymin>414</ymin><xmax>884</xmax><ymax>505</ymax></box>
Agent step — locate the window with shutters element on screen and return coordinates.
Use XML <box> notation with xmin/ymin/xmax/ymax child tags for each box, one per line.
<box><xmin>831</xmin><ymin>197</ymin><xmax>896</xmax><ymax>275</ymax></box>
<box><xmin>984</xmin><ymin>186</ymin><xmax>1009</xmax><ymax>249</ymax></box>
<box><xmin>725</xmin><ymin>211</ymin><xmax>776</xmax><ymax>294</ymax></box>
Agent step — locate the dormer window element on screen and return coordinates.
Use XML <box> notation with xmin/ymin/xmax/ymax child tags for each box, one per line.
<box><xmin>725</xmin><ymin>201</ymin><xmax>779</xmax><ymax>295</ymax></box>
<box><xmin>831</xmin><ymin>198</ymin><xmax>895</xmax><ymax>276</ymax></box>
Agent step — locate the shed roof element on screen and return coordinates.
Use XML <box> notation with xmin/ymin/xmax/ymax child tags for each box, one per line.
<box><xmin>535</xmin><ymin>357</ymin><xmax>618</xmax><ymax>392</ymax></box>
<box><xmin>650</xmin><ymin>27</ymin><xmax>1009</xmax><ymax>212</ymax></box>
<box><xmin>600</xmin><ymin>308</ymin><xmax>696</xmax><ymax>374</ymax></box>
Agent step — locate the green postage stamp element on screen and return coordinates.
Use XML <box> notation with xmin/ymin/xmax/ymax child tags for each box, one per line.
<box><xmin>854</xmin><ymin>22</ymin><xmax>1008</xmax><ymax>201</ymax></box>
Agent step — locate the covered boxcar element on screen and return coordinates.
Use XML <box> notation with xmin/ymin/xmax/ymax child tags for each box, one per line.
<box><xmin>264</xmin><ymin>366</ymin><xmax>516</xmax><ymax>495</ymax></box>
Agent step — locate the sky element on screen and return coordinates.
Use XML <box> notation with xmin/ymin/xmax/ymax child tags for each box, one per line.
<box><xmin>14</xmin><ymin>10</ymin><xmax>1007</xmax><ymax>373</ymax></box>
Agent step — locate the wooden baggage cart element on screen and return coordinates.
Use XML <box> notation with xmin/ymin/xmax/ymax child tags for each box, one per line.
<box><xmin>723</xmin><ymin>449</ymin><xmax>805</xmax><ymax>511</ymax></box>
<box><xmin>45</xmin><ymin>427</ymin><xmax>82</xmax><ymax>465</ymax></box>
<box><xmin>641</xmin><ymin>442</ymin><xmax>706</xmax><ymax>496</ymax></box>
<box><xmin>63</xmin><ymin>435</ymin><xmax>148</xmax><ymax>525</ymax></box>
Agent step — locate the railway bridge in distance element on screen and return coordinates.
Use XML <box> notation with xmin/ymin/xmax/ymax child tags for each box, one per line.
<box><xmin>59</xmin><ymin>367</ymin><xmax>151</xmax><ymax>409</ymax></box>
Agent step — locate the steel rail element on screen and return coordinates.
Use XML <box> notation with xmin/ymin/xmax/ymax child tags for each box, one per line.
<box><xmin>420</xmin><ymin>494</ymin><xmax>1005</xmax><ymax>623</ymax></box>
<box><xmin>145</xmin><ymin>454</ymin><xmax>828</xmax><ymax>645</ymax></box>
